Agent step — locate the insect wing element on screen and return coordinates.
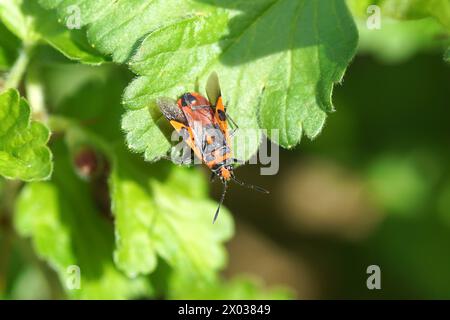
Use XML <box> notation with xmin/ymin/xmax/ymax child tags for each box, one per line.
<box><xmin>157</xmin><ymin>97</ymin><xmax>201</xmax><ymax>162</ymax></box>
<box><xmin>206</xmin><ymin>71</ymin><xmax>221</xmax><ymax>107</ymax></box>
<box><xmin>182</xmin><ymin>105</ymin><xmax>216</xmax><ymax>151</ymax></box>
<box><xmin>157</xmin><ymin>97</ymin><xmax>188</xmax><ymax>125</ymax></box>
<box><xmin>180</xmin><ymin>97</ymin><xmax>229</xmax><ymax>166</ymax></box>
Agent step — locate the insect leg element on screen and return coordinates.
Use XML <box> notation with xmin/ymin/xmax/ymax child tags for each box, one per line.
<box><xmin>226</xmin><ymin>113</ymin><xmax>239</xmax><ymax>130</ymax></box>
<box><xmin>218</xmin><ymin>99</ymin><xmax>238</xmax><ymax>130</ymax></box>
<box><xmin>231</xmin><ymin>158</ymin><xmax>244</xmax><ymax>164</ymax></box>
<box><xmin>229</xmin><ymin>128</ymin><xmax>239</xmax><ymax>138</ymax></box>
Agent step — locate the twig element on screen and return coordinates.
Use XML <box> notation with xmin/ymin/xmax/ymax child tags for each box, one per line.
<box><xmin>4</xmin><ymin>48</ymin><xmax>30</xmax><ymax>90</ymax></box>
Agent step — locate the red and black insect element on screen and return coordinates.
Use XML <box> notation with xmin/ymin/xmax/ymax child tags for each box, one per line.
<box><xmin>157</xmin><ymin>72</ymin><xmax>268</xmax><ymax>223</ymax></box>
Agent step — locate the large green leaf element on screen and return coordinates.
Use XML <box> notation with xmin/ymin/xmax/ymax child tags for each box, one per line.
<box><xmin>39</xmin><ymin>0</ymin><xmax>358</xmax><ymax>158</ymax></box>
<box><xmin>39</xmin><ymin>62</ymin><xmax>234</xmax><ymax>284</ymax></box>
<box><xmin>14</xmin><ymin>141</ymin><xmax>152</xmax><ymax>299</ymax></box>
<box><xmin>0</xmin><ymin>0</ymin><xmax>105</xmax><ymax>64</ymax></box>
<box><xmin>0</xmin><ymin>89</ymin><xmax>52</xmax><ymax>181</ymax></box>
<box><xmin>38</xmin><ymin>0</ymin><xmax>199</xmax><ymax>64</ymax></box>
<box><xmin>110</xmin><ymin>147</ymin><xmax>234</xmax><ymax>278</ymax></box>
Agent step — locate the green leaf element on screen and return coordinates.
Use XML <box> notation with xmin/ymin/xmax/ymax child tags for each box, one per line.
<box><xmin>356</xmin><ymin>18</ymin><xmax>447</xmax><ymax>63</ymax></box>
<box><xmin>169</xmin><ymin>273</ymin><xmax>294</xmax><ymax>300</ymax></box>
<box><xmin>0</xmin><ymin>89</ymin><xmax>52</xmax><ymax>181</ymax></box>
<box><xmin>445</xmin><ymin>47</ymin><xmax>450</xmax><ymax>62</ymax></box>
<box><xmin>110</xmin><ymin>147</ymin><xmax>234</xmax><ymax>278</ymax></box>
<box><xmin>348</xmin><ymin>0</ymin><xmax>450</xmax><ymax>61</ymax></box>
<box><xmin>14</xmin><ymin>140</ymin><xmax>152</xmax><ymax>299</ymax></box>
<box><xmin>0</xmin><ymin>0</ymin><xmax>106</xmax><ymax>64</ymax></box>
<box><xmin>348</xmin><ymin>0</ymin><xmax>450</xmax><ymax>24</ymax></box>
<box><xmin>38</xmin><ymin>0</ymin><xmax>358</xmax><ymax>158</ymax></box>
<box><xmin>42</xmin><ymin>62</ymin><xmax>129</xmax><ymax>141</ymax></box>
<box><xmin>39</xmin><ymin>62</ymin><xmax>234</xmax><ymax>285</ymax></box>
<box><xmin>38</xmin><ymin>0</ymin><xmax>197</xmax><ymax>64</ymax></box>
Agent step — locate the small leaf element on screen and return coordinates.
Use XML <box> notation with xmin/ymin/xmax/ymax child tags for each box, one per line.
<box><xmin>348</xmin><ymin>0</ymin><xmax>450</xmax><ymax>62</ymax></box>
<box><xmin>0</xmin><ymin>0</ymin><xmax>106</xmax><ymax>64</ymax></box>
<box><xmin>169</xmin><ymin>273</ymin><xmax>294</xmax><ymax>300</ymax></box>
<box><xmin>121</xmin><ymin>107</ymin><xmax>172</xmax><ymax>162</ymax></box>
<box><xmin>348</xmin><ymin>0</ymin><xmax>450</xmax><ymax>23</ymax></box>
<box><xmin>38</xmin><ymin>0</ymin><xmax>358</xmax><ymax>159</ymax></box>
<box><xmin>356</xmin><ymin>18</ymin><xmax>448</xmax><ymax>64</ymax></box>
<box><xmin>110</xmin><ymin>147</ymin><xmax>234</xmax><ymax>278</ymax></box>
<box><xmin>0</xmin><ymin>89</ymin><xmax>52</xmax><ymax>181</ymax></box>
<box><xmin>15</xmin><ymin>141</ymin><xmax>152</xmax><ymax>299</ymax></box>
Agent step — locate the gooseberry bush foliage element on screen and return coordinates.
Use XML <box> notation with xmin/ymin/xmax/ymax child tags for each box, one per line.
<box><xmin>0</xmin><ymin>0</ymin><xmax>448</xmax><ymax>299</ymax></box>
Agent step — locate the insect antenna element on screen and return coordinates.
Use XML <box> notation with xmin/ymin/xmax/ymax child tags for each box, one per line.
<box><xmin>213</xmin><ymin>181</ymin><xmax>228</xmax><ymax>224</ymax></box>
<box><xmin>231</xmin><ymin>177</ymin><xmax>269</xmax><ymax>194</ymax></box>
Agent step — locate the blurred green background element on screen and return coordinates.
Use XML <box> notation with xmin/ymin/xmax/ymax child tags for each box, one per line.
<box><xmin>221</xmin><ymin>20</ymin><xmax>450</xmax><ymax>299</ymax></box>
<box><xmin>1</xmin><ymin>3</ymin><xmax>450</xmax><ymax>300</ymax></box>
<box><xmin>222</xmin><ymin>51</ymin><xmax>450</xmax><ymax>299</ymax></box>
<box><xmin>215</xmin><ymin>16</ymin><xmax>450</xmax><ymax>299</ymax></box>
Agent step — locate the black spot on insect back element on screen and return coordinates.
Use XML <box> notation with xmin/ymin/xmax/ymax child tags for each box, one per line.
<box><xmin>182</xmin><ymin>93</ymin><xmax>197</xmax><ymax>105</ymax></box>
<box><xmin>218</xmin><ymin>109</ymin><xmax>227</xmax><ymax>121</ymax></box>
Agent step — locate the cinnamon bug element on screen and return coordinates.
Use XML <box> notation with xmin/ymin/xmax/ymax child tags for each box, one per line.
<box><xmin>157</xmin><ymin>72</ymin><xmax>268</xmax><ymax>223</ymax></box>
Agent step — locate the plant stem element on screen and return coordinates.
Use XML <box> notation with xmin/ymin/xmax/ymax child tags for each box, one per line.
<box><xmin>26</xmin><ymin>66</ymin><xmax>48</xmax><ymax>122</ymax></box>
<box><xmin>48</xmin><ymin>115</ymin><xmax>115</xmax><ymax>161</ymax></box>
<box><xmin>4</xmin><ymin>48</ymin><xmax>31</xmax><ymax>90</ymax></box>
<box><xmin>5</xmin><ymin>44</ymin><xmax>50</xmax><ymax>122</ymax></box>
<box><xmin>48</xmin><ymin>115</ymin><xmax>73</xmax><ymax>133</ymax></box>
